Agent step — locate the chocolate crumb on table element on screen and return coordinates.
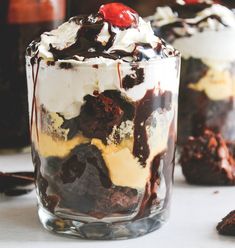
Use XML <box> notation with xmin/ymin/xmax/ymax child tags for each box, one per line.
<box><xmin>217</xmin><ymin>210</ymin><xmax>235</xmax><ymax>236</ymax></box>
<box><xmin>180</xmin><ymin>130</ymin><xmax>235</xmax><ymax>186</ymax></box>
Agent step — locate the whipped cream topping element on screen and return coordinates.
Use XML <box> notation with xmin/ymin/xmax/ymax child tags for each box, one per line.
<box><xmin>149</xmin><ymin>4</ymin><xmax>235</xmax><ymax>36</ymax></box>
<box><xmin>26</xmin><ymin>9</ymin><xmax>180</xmax><ymax>120</ymax></box>
<box><xmin>148</xmin><ymin>4</ymin><xmax>235</xmax><ymax>69</ymax></box>
<box><xmin>26</xmin><ymin>57</ymin><xmax>180</xmax><ymax>120</ymax></box>
<box><xmin>27</xmin><ymin>12</ymin><xmax>178</xmax><ymax>63</ymax></box>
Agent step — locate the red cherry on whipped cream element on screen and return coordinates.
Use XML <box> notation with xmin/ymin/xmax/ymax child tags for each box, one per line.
<box><xmin>98</xmin><ymin>3</ymin><xmax>139</xmax><ymax>28</ymax></box>
<box><xmin>184</xmin><ymin>0</ymin><xmax>200</xmax><ymax>3</ymax></box>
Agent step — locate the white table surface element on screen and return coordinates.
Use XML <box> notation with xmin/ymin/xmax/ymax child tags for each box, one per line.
<box><xmin>0</xmin><ymin>153</ymin><xmax>235</xmax><ymax>248</ymax></box>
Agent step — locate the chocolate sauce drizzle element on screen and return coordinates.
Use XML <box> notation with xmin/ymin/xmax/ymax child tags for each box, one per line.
<box><xmin>25</xmin><ymin>13</ymin><xmax>178</xmax><ymax>62</ymax></box>
<box><xmin>30</xmin><ymin>56</ymin><xmax>41</xmax><ymax>142</ymax></box>
<box><xmin>136</xmin><ymin>111</ymin><xmax>176</xmax><ymax>219</ymax></box>
<box><xmin>48</xmin><ymin>14</ymin><xmax>117</xmax><ymax>61</ymax></box>
<box><xmin>133</xmin><ymin>89</ymin><xmax>172</xmax><ymax>165</ymax></box>
<box><xmin>172</xmin><ymin>3</ymin><xmax>212</xmax><ymax>19</ymax></box>
<box><xmin>135</xmin><ymin>154</ymin><xmax>162</xmax><ymax>219</ymax></box>
<box><xmin>152</xmin><ymin>3</ymin><xmax>229</xmax><ymax>42</ymax></box>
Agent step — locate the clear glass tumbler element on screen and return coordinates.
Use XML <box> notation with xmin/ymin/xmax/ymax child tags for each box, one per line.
<box><xmin>26</xmin><ymin>54</ymin><xmax>180</xmax><ymax>239</ymax></box>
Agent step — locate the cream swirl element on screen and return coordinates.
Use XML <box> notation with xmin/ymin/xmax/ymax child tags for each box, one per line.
<box><xmin>26</xmin><ymin>8</ymin><xmax>180</xmax><ymax>120</ymax></box>
<box><xmin>148</xmin><ymin>3</ymin><xmax>235</xmax><ymax>69</ymax></box>
<box><xmin>148</xmin><ymin>4</ymin><xmax>235</xmax><ymax>37</ymax></box>
<box><xmin>27</xmin><ymin>13</ymin><xmax>178</xmax><ymax>63</ymax></box>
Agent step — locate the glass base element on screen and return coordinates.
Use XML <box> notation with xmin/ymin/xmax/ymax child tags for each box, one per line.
<box><xmin>38</xmin><ymin>205</ymin><xmax>169</xmax><ymax>240</ymax></box>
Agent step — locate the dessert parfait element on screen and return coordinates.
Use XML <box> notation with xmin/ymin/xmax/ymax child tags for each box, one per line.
<box><xmin>148</xmin><ymin>0</ymin><xmax>235</xmax><ymax>185</ymax></box>
<box><xmin>26</xmin><ymin>3</ymin><xmax>180</xmax><ymax>239</ymax></box>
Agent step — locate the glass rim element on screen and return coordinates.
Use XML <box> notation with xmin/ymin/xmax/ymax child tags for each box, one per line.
<box><xmin>25</xmin><ymin>54</ymin><xmax>181</xmax><ymax>68</ymax></box>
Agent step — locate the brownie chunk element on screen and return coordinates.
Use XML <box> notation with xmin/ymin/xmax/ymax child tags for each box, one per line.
<box><xmin>180</xmin><ymin>129</ymin><xmax>235</xmax><ymax>185</ymax></box>
<box><xmin>217</xmin><ymin>210</ymin><xmax>235</xmax><ymax>236</ymax></box>
<box><xmin>33</xmin><ymin>147</ymin><xmax>60</xmax><ymax>212</ymax></box>
<box><xmin>61</xmin><ymin>90</ymin><xmax>135</xmax><ymax>142</ymax></box>
<box><xmin>46</xmin><ymin>144</ymin><xmax>139</xmax><ymax>218</ymax></box>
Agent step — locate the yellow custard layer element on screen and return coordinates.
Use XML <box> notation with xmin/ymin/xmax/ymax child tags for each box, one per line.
<box><xmin>91</xmin><ymin>138</ymin><xmax>150</xmax><ymax>189</ymax></box>
<box><xmin>188</xmin><ymin>69</ymin><xmax>235</xmax><ymax>100</ymax></box>
<box><xmin>31</xmin><ymin>107</ymin><xmax>173</xmax><ymax>189</ymax></box>
<box><xmin>37</xmin><ymin>132</ymin><xmax>90</xmax><ymax>158</ymax></box>
<box><xmin>34</xmin><ymin>130</ymin><xmax>149</xmax><ymax>189</ymax></box>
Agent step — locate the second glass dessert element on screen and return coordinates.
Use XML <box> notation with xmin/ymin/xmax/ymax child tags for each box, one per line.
<box><xmin>26</xmin><ymin>3</ymin><xmax>180</xmax><ymax>239</ymax></box>
<box><xmin>149</xmin><ymin>0</ymin><xmax>235</xmax><ymax>185</ymax></box>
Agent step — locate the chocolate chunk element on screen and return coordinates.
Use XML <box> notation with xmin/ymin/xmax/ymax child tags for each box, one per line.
<box><xmin>180</xmin><ymin>129</ymin><xmax>235</xmax><ymax>185</ymax></box>
<box><xmin>48</xmin><ymin>144</ymin><xmax>139</xmax><ymax>217</ymax></box>
<box><xmin>59</xmin><ymin>144</ymin><xmax>112</xmax><ymax>188</ymax></box>
<box><xmin>33</xmin><ymin>147</ymin><xmax>60</xmax><ymax>212</ymax></box>
<box><xmin>46</xmin><ymin>61</ymin><xmax>55</xmax><ymax>66</ymax></box>
<box><xmin>78</xmin><ymin>92</ymin><xmax>124</xmax><ymax>142</ymax></box>
<box><xmin>59</xmin><ymin>62</ymin><xmax>73</xmax><ymax>69</ymax></box>
<box><xmin>217</xmin><ymin>210</ymin><xmax>235</xmax><ymax>236</ymax></box>
<box><xmin>180</xmin><ymin>57</ymin><xmax>209</xmax><ymax>85</ymax></box>
<box><xmin>60</xmin><ymin>155</ymin><xmax>86</xmax><ymax>184</ymax></box>
<box><xmin>0</xmin><ymin>171</ymin><xmax>34</xmax><ymax>196</ymax></box>
<box><xmin>122</xmin><ymin>66</ymin><xmax>144</xmax><ymax>90</ymax></box>
<box><xmin>103</xmin><ymin>90</ymin><xmax>135</xmax><ymax>121</ymax></box>
<box><xmin>61</xmin><ymin>90</ymin><xmax>135</xmax><ymax>142</ymax></box>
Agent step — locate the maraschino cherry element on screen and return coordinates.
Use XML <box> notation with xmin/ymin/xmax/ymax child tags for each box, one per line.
<box><xmin>184</xmin><ymin>0</ymin><xmax>201</xmax><ymax>3</ymax></box>
<box><xmin>98</xmin><ymin>3</ymin><xmax>139</xmax><ymax>28</ymax></box>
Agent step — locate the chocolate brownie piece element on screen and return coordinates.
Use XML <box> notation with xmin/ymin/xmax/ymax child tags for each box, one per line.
<box><xmin>78</xmin><ymin>92</ymin><xmax>124</xmax><ymax>142</ymax></box>
<box><xmin>60</xmin><ymin>90</ymin><xmax>135</xmax><ymax>142</ymax></box>
<box><xmin>46</xmin><ymin>144</ymin><xmax>139</xmax><ymax>218</ymax></box>
<box><xmin>177</xmin><ymin>58</ymin><xmax>210</xmax><ymax>145</ymax></box>
<box><xmin>217</xmin><ymin>210</ymin><xmax>235</xmax><ymax>236</ymax></box>
<box><xmin>33</xmin><ymin>147</ymin><xmax>60</xmax><ymax>212</ymax></box>
<box><xmin>180</xmin><ymin>58</ymin><xmax>209</xmax><ymax>85</ymax></box>
<box><xmin>180</xmin><ymin>129</ymin><xmax>235</xmax><ymax>185</ymax></box>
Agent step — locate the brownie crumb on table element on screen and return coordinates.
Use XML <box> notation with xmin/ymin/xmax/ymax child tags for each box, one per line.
<box><xmin>180</xmin><ymin>129</ymin><xmax>235</xmax><ymax>185</ymax></box>
<box><xmin>217</xmin><ymin>210</ymin><xmax>235</xmax><ymax>236</ymax></box>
